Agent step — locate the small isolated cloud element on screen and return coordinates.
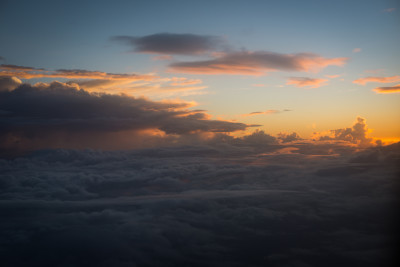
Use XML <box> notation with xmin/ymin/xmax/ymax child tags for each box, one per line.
<box><xmin>325</xmin><ymin>74</ymin><xmax>341</xmax><ymax>78</ymax></box>
<box><xmin>315</xmin><ymin>117</ymin><xmax>374</xmax><ymax>147</ymax></box>
<box><xmin>286</xmin><ymin>77</ymin><xmax>328</xmax><ymax>88</ymax></box>
<box><xmin>383</xmin><ymin>7</ymin><xmax>396</xmax><ymax>12</ymax></box>
<box><xmin>373</xmin><ymin>84</ymin><xmax>400</xmax><ymax>94</ymax></box>
<box><xmin>169</xmin><ymin>51</ymin><xmax>348</xmax><ymax>75</ymax></box>
<box><xmin>353</xmin><ymin>75</ymin><xmax>400</xmax><ymax>85</ymax></box>
<box><xmin>112</xmin><ymin>33</ymin><xmax>224</xmax><ymax>55</ymax></box>
<box><xmin>242</xmin><ymin>109</ymin><xmax>290</xmax><ymax>117</ymax></box>
<box><xmin>352</xmin><ymin>48</ymin><xmax>361</xmax><ymax>53</ymax></box>
<box><xmin>0</xmin><ymin>56</ymin><xmax>5</xmax><ymax>62</ymax></box>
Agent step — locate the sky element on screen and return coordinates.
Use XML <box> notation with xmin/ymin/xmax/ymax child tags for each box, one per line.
<box><xmin>1</xmin><ymin>0</ymin><xmax>399</xmax><ymax>151</ymax></box>
<box><xmin>0</xmin><ymin>1</ymin><xmax>399</xmax><ymax>266</ymax></box>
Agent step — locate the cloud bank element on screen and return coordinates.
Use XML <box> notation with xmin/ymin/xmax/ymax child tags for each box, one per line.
<box><xmin>0</xmin><ymin>81</ymin><xmax>250</xmax><ymax>155</ymax></box>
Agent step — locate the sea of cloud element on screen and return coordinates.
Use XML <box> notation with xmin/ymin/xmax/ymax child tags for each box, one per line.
<box><xmin>1</xmin><ymin>140</ymin><xmax>398</xmax><ymax>266</ymax></box>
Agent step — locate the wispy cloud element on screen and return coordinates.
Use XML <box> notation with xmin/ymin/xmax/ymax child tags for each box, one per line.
<box><xmin>0</xmin><ymin>64</ymin><xmax>155</xmax><ymax>81</ymax></box>
<box><xmin>169</xmin><ymin>51</ymin><xmax>348</xmax><ymax>75</ymax></box>
<box><xmin>112</xmin><ymin>33</ymin><xmax>224</xmax><ymax>55</ymax></box>
<box><xmin>286</xmin><ymin>77</ymin><xmax>328</xmax><ymax>88</ymax></box>
<box><xmin>241</xmin><ymin>109</ymin><xmax>291</xmax><ymax>117</ymax></box>
<box><xmin>352</xmin><ymin>48</ymin><xmax>361</xmax><ymax>53</ymax></box>
<box><xmin>373</xmin><ymin>84</ymin><xmax>400</xmax><ymax>94</ymax></box>
<box><xmin>325</xmin><ymin>74</ymin><xmax>341</xmax><ymax>78</ymax></box>
<box><xmin>353</xmin><ymin>75</ymin><xmax>400</xmax><ymax>85</ymax></box>
<box><xmin>383</xmin><ymin>7</ymin><xmax>396</xmax><ymax>13</ymax></box>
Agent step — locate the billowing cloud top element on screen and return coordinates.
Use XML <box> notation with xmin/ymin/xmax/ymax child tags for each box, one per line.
<box><xmin>169</xmin><ymin>51</ymin><xmax>348</xmax><ymax>75</ymax></box>
<box><xmin>0</xmin><ymin>81</ymin><xmax>250</xmax><ymax>154</ymax></box>
<box><xmin>112</xmin><ymin>33</ymin><xmax>224</xmax><ymax>55</ymax></box>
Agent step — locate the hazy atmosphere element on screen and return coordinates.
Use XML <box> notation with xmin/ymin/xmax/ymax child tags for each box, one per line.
<box><xmin>1</xmin><ymin>0</ymin><xmax>399</xmax><ymax>266</ymax></box>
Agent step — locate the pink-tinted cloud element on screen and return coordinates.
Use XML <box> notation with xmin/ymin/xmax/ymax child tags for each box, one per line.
<box><xmin>169</xmin><ymin>51</ymin><xmax>348</xmax><ymax>75</ymax></box>
<box><xmin>286</xmin><ymin>77</ymin><xmax>328</xmax><ymax>88</ymax></box>
<box><xmin>325</xmin><ymin>74</ymin><xmax>341</xmax><ymax>78</ymax></box>
<box><xmin>242</xmin><ymin>109</ymin><xmax>291</xmax><ymax>117</ymax></box>
<box><xmin>373</xmin><ymin>84</ymin><xmax>400</xmax><ymax>94</ymax></box>
<box><xmin>352</xmin><ymin>48</ymin><xmax>361</xmax><ymax>53</ymax></box>
<box><xmin>353</xmin><ymin>76</ymin><xmax>400</xmax><ymax>85</ymax></box>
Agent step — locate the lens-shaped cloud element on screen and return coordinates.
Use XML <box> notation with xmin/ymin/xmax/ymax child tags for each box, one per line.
<box><xmin>169</xmin><ymin>51</ymin><xmax>348</xmax><ymax>75</ymax></box>
<box><xmin>112</xmin><ymin>33</ymin><xmax>224</xmax><ymax>55</ymax></box>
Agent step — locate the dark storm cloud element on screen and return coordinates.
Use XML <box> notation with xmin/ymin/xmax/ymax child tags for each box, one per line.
<box><xmin>0</xmin><ymin>81</ymin><xmax>249</xmax><ymax>154</ymax></box>
<box><xmin>169</xmin><ymin>51</ymin><xmax>348</xmax><ymax>75</ymax></box>
<box><xmin>112</xmin><ymin>33</ymin><xmax>224</xmax><ymax>55</ymax></box>
<box><xmin>0</xmin><ymin>141</ymin><xmax>398</xmax><ymax>266</ymax></box>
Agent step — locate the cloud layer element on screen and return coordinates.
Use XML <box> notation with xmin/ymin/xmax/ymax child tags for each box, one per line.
<box><xmin>0</xmin><ymin>139</ymin><xmax>398</xmax><ymax>266</ymax></box>
<box><xmin>169</xmin><ymin>51</ymin><xmax>348</xmax><ymax>75</ymax></box>
<box><xmin>112</xmin><ymin>33</ymin><xmax>224</xmax><ymax>55</ymax></box>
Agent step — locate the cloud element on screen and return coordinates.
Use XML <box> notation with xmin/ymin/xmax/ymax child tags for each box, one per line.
<box><xmin>0</xmin><ymin>64</ymin><xmax>45</xmax><ymax>71</ymax></box>
<box><xmin>315</xmin><ymin>117</ymin><xmax>375</xmax><ymax>147</ymax></box>
<box><xmin>286</xmin><ymin>77</ymin><xmax>328</xmax><ymax>88</ymax></box>
<box><xmin>383</xmin><ymin>7</ymin><xmax>396</xmax><ymax>12</ymax></box>
<box><xmin>0</xmin><ymin>82</ymin><xmax>250</xmax><ymax>154</ymax></box>
<box><xmin>352</xmin><ymin>48</ymin><xmax>361</xmax><ymax>53</ymax></box>
<box><xmin>353</xmin><ymin>76</ymin><xmax>400</xmax><ymax>85</ymax></box>
<box><xmin>0</xmin><ymin>76</ymin><xmax>22</xmax><ymax>91</ymax></box>
<box><xmin>112</xmin><ymin>33</ymin><xmax>224</xmax><ymax>55</ymax></box>
<box><xmin>169</xmin><ymin>51</ymin><xmax>348</xmax><ymax>75</ymax></box>
<box><xmin>373</xmin><ymin>84</ymin><xmax>400</xmax><ymax>94</ymax></box>
<box><xmin>0</xmin><ymin>64</ymin><xmax>155</xmax><ymax>81</ymax></box>
<box><xmin>325</xmin><ymin>74</ymin><xmax>341</xmax><ymax>78</ymax></box>
<box><xmin>0</xmin><ymin>139</ymin><xmax>397</xmax><ymax>266</ymax></box>
<box><xmin>0</xmin><ymin>64</ymin><xmax>208</xmax><ymax>97</ymax></box>
<box><xmin>242</xmin><ymin>109</ymin><xmax>291</xmax><ymax>117</ymax></box>
<box><xmin>277</xmin><ymin>132</ymin><xmax>302</xmax><ymax>143</ymax></box>
<box><xmin>168</xmin><ymin>77</ymin><xmax>203</xmax><ymax>86</ymax></box>
<box><xmin>0</xmin><ymin>56</ymin><xmax>5</xmax><ymax>62</ymax></box>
